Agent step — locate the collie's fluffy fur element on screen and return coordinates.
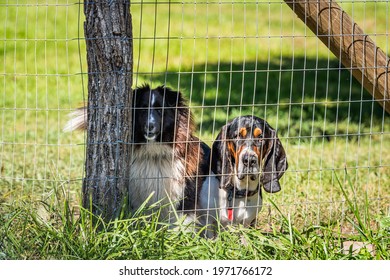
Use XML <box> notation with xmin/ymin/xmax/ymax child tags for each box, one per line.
<box><xmin>130</xmin><ymin>85</ymin><xmax>212</xmax><ymax>223</ymax></box>
<box><xmin>65</xmin><ymin>85</ymin><xmax>215</xmax><ymax>225</ymax></box>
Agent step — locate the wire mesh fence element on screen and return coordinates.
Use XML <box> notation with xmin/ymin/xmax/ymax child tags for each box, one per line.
<box><xmin>0</xmin><ymin>0</ymin><xmax>389</xmax><ymax>235</ymax></box>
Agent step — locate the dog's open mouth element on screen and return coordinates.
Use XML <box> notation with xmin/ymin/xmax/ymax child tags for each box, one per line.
<box><xmin>144</xmin><ymin>133</ymin><xmax>158</xmax><ymax>141</ymax></box>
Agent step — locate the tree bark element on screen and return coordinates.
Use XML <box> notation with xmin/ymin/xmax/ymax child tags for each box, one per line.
<box><xmin>284</xmin><ymin>0</ymin><xmax>390</xmax><ymax>114</ymax></box>
<box><xmin>83</xmin><ymin>0</ymin><xmax>133</xmax><ymax>220</ymax></box>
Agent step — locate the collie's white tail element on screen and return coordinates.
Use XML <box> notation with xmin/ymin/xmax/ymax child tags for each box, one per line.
<box><xmin>63</xmin><ymin>107</ymin><xmax>87</xmax><ymax>132</ymax></box>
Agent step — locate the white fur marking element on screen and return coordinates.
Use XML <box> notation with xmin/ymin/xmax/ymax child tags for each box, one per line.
<box><xmin>198</xmin><ymin>174</ymin><xmax>263</xmax><ymax>237</ymax></box>
<box><xmin>63</xmin><ymin>109</ymin><xmax>86</xmax><ymax>132</ymax></box>
<box><xmin>129</xmin><ymin>144</ymin><xmax>186</xmax><ymax>221</ymax></box>
<box><xmin>236</xmin><ymin>147</ymin><xmax>260</xmax><ymax>191</ymax></box>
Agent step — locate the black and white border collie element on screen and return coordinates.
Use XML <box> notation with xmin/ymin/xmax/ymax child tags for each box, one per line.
<box><xmin>64</xmin><ymin>85</ymin><xmax>217</xmax><ymax>226</ymax></box>
<box><xmin>130</xmin><ymin>85</ymin><xmax>215</xmax><ymax>224</ymax></box>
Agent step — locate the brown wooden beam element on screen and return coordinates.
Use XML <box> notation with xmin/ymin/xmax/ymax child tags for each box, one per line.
<box><xmin>284</xmin><ymin>0</ymin><xmax>390</xmax><ymax>114</ymax></box>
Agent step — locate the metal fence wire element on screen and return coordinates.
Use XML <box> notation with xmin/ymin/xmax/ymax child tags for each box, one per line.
<box><xmin>0</xmin><ymin>0</ymin><xmax>389</xmax><ymax>233</ymax></box>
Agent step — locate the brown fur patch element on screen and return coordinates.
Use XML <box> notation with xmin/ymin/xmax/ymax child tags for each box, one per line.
<box><xmin>253</xmin><ymin>127</ymin><xmax>262</xmax><ymax>138</ymax></box>
<box><xmin>235</xmin><ymin>145</ymin><xmax>246</xmax><ymax>169</ymax></box>
<box><xmin>239</xmin><ymin>127</ymin><xmax>247</xmax><ymax>138</ymax></box>
<box><xmin>227</xmin><ymin>141</ymin><xmax>244</xmax><ymax>170</ymax></box>
<box><xmin>252</xmin><ymin>146</ymin><xmax>262</xmax><ymax>159</ymax></box>
<box><xmin>174</xmin><ymin>108</ymin><xmax>200</xmax><ymax>179</ymax></box>
<box><xmin>227</xmin><ymin>142</ymin><xmax>236</xmax><ymax>159</ymax></box>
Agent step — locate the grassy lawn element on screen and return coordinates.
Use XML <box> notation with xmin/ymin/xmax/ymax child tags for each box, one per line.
<box><xmin>0</xmin><ymin>0</ymin><xmax>389</xmax><ymax>259</ymax></box>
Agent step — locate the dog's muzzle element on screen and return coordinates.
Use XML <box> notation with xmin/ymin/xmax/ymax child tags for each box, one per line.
<box><xmin>144</xmin><ymin>110</ymin><xmax>161</xmax><ymax>141</ymax></box>
<box><xmin>237</xmin><ymin>149</ymin><xmax>259</xmax><ymax>181</ymax></box>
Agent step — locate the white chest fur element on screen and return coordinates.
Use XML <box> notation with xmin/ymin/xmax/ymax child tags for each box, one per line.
<box><xmin>199</xmin><ymin>175</ymin><xmax>263</xmax><ymax>236</ymax></box>
<box><xmin>218</xmin><ymin>189</ymin><xmax>263</xmax><ymax>227</ymax></box>
<box><xmin>128</xmin><ymin>144</ymin><xmax>186</xmax><ymax>220</ymax></box>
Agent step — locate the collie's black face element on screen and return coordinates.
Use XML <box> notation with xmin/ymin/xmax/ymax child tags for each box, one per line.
<box><xmin>132</xmin><ymin>85</ymin><xmax>184</xmax><ymax>144</ymax></box>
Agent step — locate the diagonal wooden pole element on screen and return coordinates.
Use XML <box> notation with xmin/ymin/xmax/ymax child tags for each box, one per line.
<box><xmin>284</xmin><ymin>0</ymin><xmax>390</xmax><ymax>114</ymax></box>
<box><xmin>83</xmin><ymin>0</ymin><xmax>133</xmax><ymax>220</ymax></box>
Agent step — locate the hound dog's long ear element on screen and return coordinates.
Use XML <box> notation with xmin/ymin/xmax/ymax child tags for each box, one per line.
<box><xmin>211</xmin><ymin>124</ymin><xmax>234</xmax><ymax>189</ymax></box>
<box><xmin>261</xmin><ymin>126</ymin><xmax>288</xmax><ymax>193</ymax></box>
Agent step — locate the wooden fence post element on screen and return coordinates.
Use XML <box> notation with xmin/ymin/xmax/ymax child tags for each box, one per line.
<box><xmin>284</xmin><ymin>0</ymin><xmax>390</xmax><ymax>114</ymax></box>
<box><xmin>83</xmin><ymin>0</ymin><xmax>133</xmax><ymax>220</ymax></box>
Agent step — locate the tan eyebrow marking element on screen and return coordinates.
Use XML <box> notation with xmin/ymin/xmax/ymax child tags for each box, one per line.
<box><xmin>239</xmin><ymin>127</ymin><xmax>247</xmax><ymax>138</ymax></box>
<box><xmin>253</xmin><ymin>127</ymin><xmax>262</xmax><ymax>138</ymax></box>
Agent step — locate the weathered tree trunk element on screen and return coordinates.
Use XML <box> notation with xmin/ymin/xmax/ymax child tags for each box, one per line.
<box><xmin>284</xmin><ymin>0</ymin><xmax>390</xmax><ymax>114</ymax></box>
<box><xmin>83</xmin><ymin>0</ymin><xmax>133</xmax><ymax>220</ymax></box>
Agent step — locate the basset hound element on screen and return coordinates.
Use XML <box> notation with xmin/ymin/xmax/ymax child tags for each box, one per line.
<box><xmin>199</xmin><ymin>115</ymin><xmax>288</xmax><ymax>234</ymax></box>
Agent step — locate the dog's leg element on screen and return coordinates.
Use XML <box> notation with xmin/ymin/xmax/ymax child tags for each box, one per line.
<box><xmin>198</xmin><ymin>174</ymin><xmax>220</xmax><ymax>238</ymax></box>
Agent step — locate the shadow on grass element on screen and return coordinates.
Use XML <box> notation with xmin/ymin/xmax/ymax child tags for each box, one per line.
<box><xmin>138</xmin><ymin>56</ymin><xmax>387</xmax><ymax>141</ymax></box>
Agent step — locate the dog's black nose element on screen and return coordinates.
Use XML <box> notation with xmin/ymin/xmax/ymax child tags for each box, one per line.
<box><xmin>146</xmin><ymin>122</ymin><xmax>155</xmax><ymax>132</ymax></box>
<box><xmin>144</xmin><ymin>118</ymin><xmax>160</xmax><ymax>140</ymax></box>
<box><xmin>243</xmin><ymin>153</ymin><xmax>257</xmax><ymax>167</ymax></box>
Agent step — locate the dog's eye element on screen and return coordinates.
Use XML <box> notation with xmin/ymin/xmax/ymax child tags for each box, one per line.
<box><xmin>257</xmin><ymin>135</ymin><xmax>265</xmax><ymax>143</ymax></box>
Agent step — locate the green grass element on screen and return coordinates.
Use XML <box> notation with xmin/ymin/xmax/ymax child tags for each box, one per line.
<box><xmin>0</xmin><ymin>173</ymin><xmax>388</xmax><ymax>260</ymax></box>
<box><xmin>0</xmin><ymin>0</ymin><xmax>389</xmax><ymax>259</ymax></box>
